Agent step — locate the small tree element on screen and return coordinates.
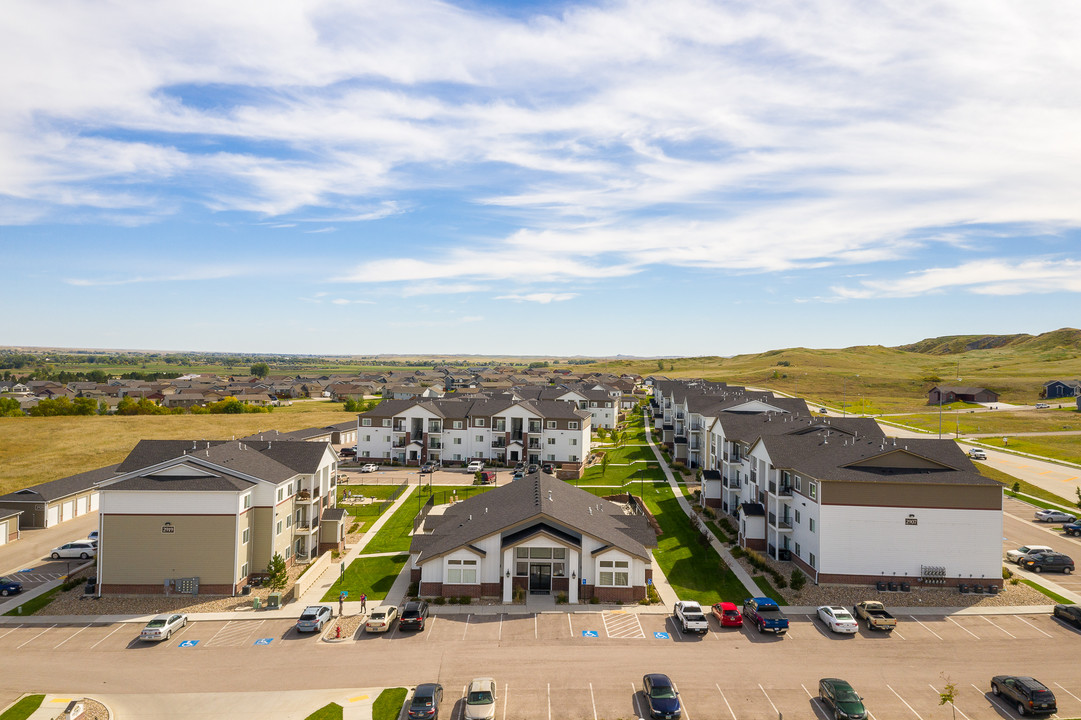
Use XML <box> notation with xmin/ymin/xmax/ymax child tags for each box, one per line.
<box><xmin>938</xmin><ymin>674</ymin><xmax>958</xmax><ymax>720</ymax></box>
<box><xmin>250</xmin><ymin>362</ymin><xmax>270</xmax><ymax>378</ymax></box>
<box><xmin>1075</xmin><ymin>486</ymin><xmax>1081</xmax><ymax>510</ymax></box>
<box><xmin>265</xmin><ymin>553</ymin><xmax>288</xmax><ymax>591</ymax></box>
<box><xmin>601</xmin><ymin>454</ymin><xmax>610</xmax><ymax>477</ymax></box>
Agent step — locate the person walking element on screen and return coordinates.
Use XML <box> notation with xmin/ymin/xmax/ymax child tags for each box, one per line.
<box><xmin>360</xmin><ymin>593</ymin><xmax>367</xmax><ymax>614</ymax></box>
<box><xmin>339</xmin><ymin>592</ymin><xmax>346</xmax><ymax>617</ymax></box>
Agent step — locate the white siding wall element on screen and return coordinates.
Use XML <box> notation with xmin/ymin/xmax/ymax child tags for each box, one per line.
<box><xmin>102</xmin><ymin>491</ymin><xmax>240</xmax><ymax>515</ymax></box>
<box><xmin>818</xmin><ymin>505</ymin><xmax>1002</xmax><ymax>579</ymax></box>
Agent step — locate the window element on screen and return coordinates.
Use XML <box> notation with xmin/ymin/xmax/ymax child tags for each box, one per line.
<box><xmin>529</xmin><ymin>547</ymin><xmax>552</xmax><ymax>559</ymax></box>
<box><xmin>808</xmin><ymin>482</ymin><xmax>817</xmax><ymax>500</ymax></box>
<box><xmin>362</xmin><ymin>418</ymin><xmax>371</xmax><ymax>426</ymax></box>
<box><xmin>794</xmin><ymin>475</ymin><xmax>802</xmax><ymax>492</ymax></box>
<box><xmin>516</xmin><ymin>548</ymin><xmax>529</xmax><ymax>559</ymax></box>
<box><xmin>570</xmin><ymin>454</ymin><xmax>578</xmax><ymax>462</ymax></box>
<box><xmin>547</xmin><ymin>454</ymin><xmax>555</xmax><ymax>461</ymax></box>
<box><xmin>287</xmin><ymin>483</ymin><xmax>293</xmax><ymax>495</ymax></box>
<box><xmin>516</xmin><ymin>562</ymin><xmax>528</xmax><ymax>576</ymax></box>
<box><xmin>809</xmin><ymin>553</ymin><xmax>817</xmax><ymax>569</ymax></box>
<box><xmin>569</xmin><ymin>422</ymin><xmax>578</xmax><ymax>429</ymax></box>
<box><xmin>242</xmin><ymin>528</ymin><xmax>250</xmax><ymax>544</ymax></box>
<box><xmin>276</xmin><ymin>520</ymin><xmax>283</xmax><ymax>535</ymax></box>
<box><xmin>547</xmin><ymin>421</ymin><xmax>556</xmax><ymax>429</ymax></box>
<box><xmin>453</xmin><ymin>421</ymin><xmax>463</xmax><ymax>429</ymax></box>
<box><xmin>447</xmin><ymin>558</ymin><xmax>478</xmax><ymax>584</ymax></box>
<box><xmin>547</xmin><ymin>437</ymin><xmax>555</xmax><ymax>445</ymax></box>
<box><xmin>599</xmin><ymin>559</ymin><xmax>629</xmax><ymax>586</ymax></box>
<box><xmin>590</xmin><ymin>401</ymin><xmax>597</xmax><ymax>407</ymax></box>
<box><xmin>553</xmin><ymin>548</ymin><xmax>566</xmax><ymax>559</ymax></box>
<box><xmin>794</xmin><ymin>509</ymin><xmax>801</xmax><ymax>524</ymax></box>
<box><xmin>809</xmin><ymin>518</ymin><xmax>816</xmax><ymax>533</ymax></box>
<box><xmin>474</xmin><ymin>418</ymin><xmax>485</xmax><ymax>427</ymax></box>
<box><xmin>286</xmin><ymin>515</ymin><xmax>292</xmax><ymax>528</ymax></box>
<box><xmin>795</xmin><ymin>542</ymin><xmax>801</xmax><ymax>557</ymax></box>
<box><xmin>453</xmin><ymin>454</ymin><xmax>461</xmax><ymax>461</ymax></box>
<box><xmin>570</xmin><ymin>439</ymin><xmax>578</xmax><ymax>446</ymax></box>
<box><xmin>364</xmin><ymin>434</ymin><xmax>371</xmax><ymax>442</ymax></box>
<box><xmin>362</xmin><ymin>451</ymin><xmax>370</xmax><ymax>457</ymax></box>
<box><xmin>476</xmin><ymin>435</ymin><xmax>484</xmax><ymax>443</ymax></box>
<box><xmin>382</xmin><ymin>419</ymin><xmax>391</xmax><ymax>427</ymax></box>
<box><xmin>277</xmin><ymin>488</ymin><xmax>284</xmax><ymax>502</ymax></box>
<box><xmin>553</xmin><ymin>563</ymin><xmax>565</xmax><ymax>576</ymax></box>
<box><xmin>783</xmin><ymin>471</ymin><xmax>790</xmax><ymax>484</ymax></box>
<box><xmin>284</xmin><ymin>546</ymin><xmax>292</xmax><ymax>559</ymax></box>
<box><xmin>243</xmin><ymin>494</ymin><xmax>251</xmax><ymax>509</ymax></box>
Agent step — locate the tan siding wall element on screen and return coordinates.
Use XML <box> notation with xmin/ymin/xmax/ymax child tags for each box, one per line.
<box><xmin>825</xmin><ymin>482</ymin><xmax>1001</xmax><ymax>510</ymax></box>
<box><xmin>250</xmin><ymin>507</ymin><xmax>273</xmax><ymax>570</ymax></box>
<box><xmin>101</xmin><ymin>514</ymin><xmax>236</xmax><ymax>585</ymax></box>
<box><xmin>236</xmin><ymin>509</ymin><xmax>255</xmax><ymax>578</ymax></box>
<box><xmin>273</xmin><ymin>502</ymin><xmax>294</xmax><ymax>559</ymax></box>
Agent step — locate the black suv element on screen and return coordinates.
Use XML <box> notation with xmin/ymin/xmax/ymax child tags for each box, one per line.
<box><xmin>991</xmin><ymin>676</ymin><xmax>1057</xmax><ymax>716</ymax></box>
<box><xmin>1063</xmin><ymin>522</ymin><xmax>1081</xmax><ymax>537</ymax></box>
<box><xmin>1021</xmin><ymin>552</ymin><xmax>1075</xmax><ymax>574</ymax></box>
<box><xmin>399</xmin><ymin>600</ymin><xmax>430</xmax><ymax>631</ymax></box>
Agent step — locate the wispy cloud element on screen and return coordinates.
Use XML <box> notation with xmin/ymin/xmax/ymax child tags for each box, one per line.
<box><xmin>65</xmin><ymin>265</ymin><xmax>246</xmax><ymax>287</ymax></box>
<box><xmin>831</xmin><ymin>258</ymin><xmax>1081</xmax><ymax>299</ymax></box>
<box><xmin>496</xmin><ymin>292</ymin><xmax>578</xmax><ymax>304</ymax></box>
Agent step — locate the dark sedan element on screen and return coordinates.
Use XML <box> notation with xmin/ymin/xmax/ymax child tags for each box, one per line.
<box><xmin>399</xmin><ymin>600</ymin><xmax>430</xmax><ymax>631</ymax></box>
<box><xmin>0</xmin><ymin>576</ymin><xmax>23</xmax><ymax>597</ymax></box>
<box><xmin>819</xmin><ymin>678</ymin><xmax>867</xmax><ymax>720</ymax></box>
<box><xmin>408</xmin><ymin>683</ymin><xmax>443</xmax><ymax>720</ymax></box>
<box><xmin>643</xmin><ymin>673</ymin><xmax>681</xmax><ymax>720</ymax></box>
<box><xmin>1053</xmin><ymin>604</ymin><xmax>1081</xmax><ymax>629</ymax></box>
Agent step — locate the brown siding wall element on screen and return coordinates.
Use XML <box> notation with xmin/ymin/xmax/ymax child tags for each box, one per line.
<box><xmin>251</xmin><ymin>507</ymin><xmax>273</xmax><ymax>569</ymax></box>
<box><xmin>591</xmin><ymin>585</ymin><xmax>645</xmax><ymax>603</ymax></box>
<box><xmin>825</xmin><ymin>481</ymin><xmax>1001</xmax><ymax>510</ymax></box>
<box><xmin>743</xmin><ymin>537</ymin><xmax>767</xmax><ymax>551</ymax></box>
<box><xmin>100</xmin><ymin>514</ymin><xmax>236</xmax><ymax>586</ymax></box>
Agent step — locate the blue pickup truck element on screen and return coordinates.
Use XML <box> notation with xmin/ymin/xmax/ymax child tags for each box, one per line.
<box><xmin>743</xmin><ymin>597</ymin><xmax>788</xmax><ymax>635</ymax></box>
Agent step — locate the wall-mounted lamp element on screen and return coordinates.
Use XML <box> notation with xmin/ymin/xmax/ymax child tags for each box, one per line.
<box><xmin>506</xmin><ymin>570</ymin><xmax>511</xmax><ymax>578</ymax></box>
<box><xmin>572</xmin><ymin>571</ymin><xmax>576</xmax><ymax>579</ymax></box>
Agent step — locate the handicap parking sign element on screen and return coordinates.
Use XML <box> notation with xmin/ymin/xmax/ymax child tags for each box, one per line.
<box><xmin>254</xmin><ymin>638</ymin><xmax>273</xmax><ymax>646</ymax></box>
<box><xmin>653</xmin><ymin>631</ymin><xmax>670</xmax><ymax>640</ymax></box>
<box><xmin>582</xmin><ymin>630</ymin><xmax>598</xmax><ymax>638</ymax></box>
<box><xmin>178</xmin><ymin>640</ymin><xmax>199</xmax><ymax>647</ymax></box>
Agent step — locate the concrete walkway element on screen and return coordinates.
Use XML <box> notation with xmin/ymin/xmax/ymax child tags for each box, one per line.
<box><xmin>640</xmin><ymin>411</ymin><xmax>762</xmax><ymax>600</ymax></box>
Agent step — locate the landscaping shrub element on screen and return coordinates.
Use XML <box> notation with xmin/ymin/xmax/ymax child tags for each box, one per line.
<box><xmin>647</xmin><ymin>584</ymin><xmax>661</xmax><ymax>604</ymax></box>
<box><xmin>730</xmin><ymin>546</ymin><xmax>746</xmax><ymax>559</ymax></box>
<box><xmin>458</xmin><ymin>595</ymin><xmax>471</xmax><ymax>605</ymax></box>
<box><xmin>790</xmin><ymin>569</ymin><xmax>807</xmax><ymax>592</ymax></box>
<box><xmin>433</xmin><ymin>596</ymin><xmax>446</xmax><ymax>605</ymax></box>
<box><xmin>408</xmin><ymin>581</ymin><xmax>419</xmax><ymax>596</ymax></box>
<box><xmin>555</xmin><ymin>592</ymin><xmax>568</xmax><ymax>604</ymax></box>
<box><xmin>589</xmin><ymin>596</ymin><xmax>600</xmax><ymax>604</ymax></box>
<box><xmin>1009</xmin><ymin>577</ymin><xmax>1020</xmax><ymax>585</ymax></box>
<box><xmin>1002</xmin><ymin>567</ymin><xmax>1013</xmax><ymax>580</ymax></box>
<box><xmin>513</xmin><ymin>585</ymin><xmax>525</xmax><ymax>603</ymax></box>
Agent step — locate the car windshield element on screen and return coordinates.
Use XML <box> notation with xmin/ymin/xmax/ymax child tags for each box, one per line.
<box><xmin>724</xmin><ymin>610</ymin><xmax>739</xmax><ymax>618</ymax></box>
<box><xmin>411</xmin><ymin>697</ymin><xmax>433</xmax><ymax>707</ymax></box>
<box><xmin>836</xmin><ymin>688</ymin><xmax>861</xmax><ymax>703</ymax></box>
<box><xmin>650</xmin><ymin>685</ymin><xmax>676</xmax><ymax>699</ymax></box>
<box><xmin>467</xmin><ymin>691</ymin><xmax>493</xmax><ymax>704</ymax></box>
<box><xmin>371</xmin><ymin>611</ymin><xmax>385</xmax><ymax>620</ymax></box>
<box><xmin>834</xmin><ymin>610</ymin><xmax>853</xmax><ymax>620</ymax></box>
<box><xmin>301</xmin><ymin>612</ymin><xmax>318</xmax><ymax>620</ymax></box>
<box><xmin>145</xmin><ymin>620</ymin><xmax>166</xmax><ymax>628</ymax></box>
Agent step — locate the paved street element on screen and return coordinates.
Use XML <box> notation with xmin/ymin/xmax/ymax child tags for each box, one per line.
<box><xmin>2</xmin><ymin>606</ymin><xmax>1080</xmax><ymax>719</ymax></box>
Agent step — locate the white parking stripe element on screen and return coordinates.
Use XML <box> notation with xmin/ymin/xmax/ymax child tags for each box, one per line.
<box><xmin>977</xmin><ymin>684</ymin><xmax>1015</xmax><ymax>715</ymax></box>
<box><xmin>458</xmin><ymin>685</ymin><xmax>466</xmax><ymax>720</ymax></box>
<box><xmin>567</xmin><ymin>614</ymin><xmax>573</xmax><ymax>636</ymax></box>
<box><xmin>981</xmin><ymin>616</ymin><xmax>1016</xmax><ymax>638</ymax></box>
<box><xmin>676</xmin><ymin>682</ymin><xmax>690</xmax><ymax>720</ymax></box>
<box><xmin>53</xmin><ymin>624</ymin><xmax>91</xmax><ymax>649</ymax></box>
<box><xmin>498</xmin><ymin>614</ymin><xmax>503</xmax><ymax>641</ymax></box>
<box><xmin>206</xmin><ymin>621</ymin><xmax>235</xmax><ymax>644</ymax></box>
<box><xmin>426</xmin><ymin>616</ymin><xmax>436</xmax><ymax>641</ymax></box>
<box><xmin>0</xmin><ymin>624</ymin><xmax>22</xmax><ymax>640</ymax></box>
<box><xmin>89</xmin><ymin>624</ymin><xmax>121</xmax><ymax>649</ymax></box>
<box><xmin>462</xmin><ymin>614</ymin><xmax>470</xmax><ymax>640</ymax></box>
<box><xmin>18</xmin><ymin>624</ymin><xmax>55</xmax><ymax>649</ymax></box>
<box><xmin>947</xmin><ymin>617</ymin><xmax>980</xmax><ymax>639</ymax></box>
<box><xmin>631</xmin><ymin>683</ymin><xmax>644</xmax><ymax>719</ymax></box>
<box><xmin>589</xmin><ymin>682</ymin><xmax>598</xmax><ymax>720</ymax></box>
<box><xmin>909</xmin><ymin>616</ymin><xmax>943</xmax><ymax>640</ymax></box>
<box><xmin>927</xmin><ymin>683</ymin><xmax>971</xmax><ymax>720</ymax></box>
<box><xmin>717</xmin><ymin>684</ymin><xmax>738</xmax><ymax>720</ymax></box>
<box><xmin>502</xmin><ymin>684</ymin><xmax>508</xmax><ymax>720</ymax></box>
<box><xmin>887</xmin><ymin>684</ymin><xmax>925</xmax><ymax>719</ymax></box>
<box><xmin>666</xmin><ymin>616</ymin><xmax>683</xmax><ymax>641</ymax></box>
<box><xmin>1016</xmin><ymin>615</ymin><xmax>1053</xmax><ymax>638</ymax></box>
<box><xmin>758</xmin><ymin>684</ymin><xmax>779</xmax><ymax>716</ymax></box>
<box><xmin>1054</xmin><ymin>682</ymin><xmax>1081</xmax><ymax>705</ymax></box>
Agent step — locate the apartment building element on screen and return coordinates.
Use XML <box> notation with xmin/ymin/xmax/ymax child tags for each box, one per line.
<box><xmin>95</xmin><ymin>439</ymin><xmax>343</xmax><ymax>596</ymax></box>
<box><xmin>356</xmin><ymin>396</ymin><xmax>591</xmax><ymax>467</ymax></box>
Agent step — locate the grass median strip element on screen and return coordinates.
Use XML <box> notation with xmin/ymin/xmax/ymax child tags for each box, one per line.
<box><xmin>1018</xmin><ymin>578</ymin><xmax>1073</xmax><ymax>605</ymax></box>
<box><xmin>321</xmin><ymin>553</ymin><xmax>409</xmax><ymax>602</ymax></box>
<box><xmin>2</xmin><ymin>587</ymin><xmax>61</xmax><ymax>616</ymax></box>
<box><xmin>0</xmin><ymin>695</ymin><xmax>44</xmax><ymax>720</ymax></box>
<box><xmin>303</xmin><ymin>703</ymin><xmax>343</xmax><ymax>720</ymax></box>
<box><xmin>373</xmin><ymin>688</ymin><xmax>408</xmax><ymax>720</ymax></box>
<box><xmin>361</xmin><ymin>488</ymin><xmax>417</xmax><ymax>554</ymax></box>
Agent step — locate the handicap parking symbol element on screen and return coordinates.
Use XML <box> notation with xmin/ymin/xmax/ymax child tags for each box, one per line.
<box><xmin>582</xmin><ymin>630</ymin><xmax>598</xmax><ymax>638</ymax></box>
<box><xmin>254</xmin><ymin>638</ymin><xmax>273</xmax><ymax>646</ymax></box>
<box><xmin>178</xmin><ymin>640</ymin><xmax>199</xmax><ymax>647</ymax></box>
<box><xmin>653</xmin><ymin>631</ymin><xmax>670</xmax><ymax>640</ymax></box>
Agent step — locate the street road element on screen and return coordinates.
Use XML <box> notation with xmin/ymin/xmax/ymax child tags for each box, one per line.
<box><xmin>3</xmin><ymin>603</ymin><xmax>1081</xmax><ymax>719</ymax></box>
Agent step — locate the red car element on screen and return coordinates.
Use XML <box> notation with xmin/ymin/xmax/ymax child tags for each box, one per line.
<box><xmin>712</xmin><ymin>602</ymin><xmax>743</xmax><ymax>628</ymax></box>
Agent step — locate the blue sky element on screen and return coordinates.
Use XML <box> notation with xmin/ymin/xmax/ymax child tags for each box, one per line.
<box><xmin>2</xmin><ymin>0</ymin><xmax>1080</xmax><ymax>357</ymax></box>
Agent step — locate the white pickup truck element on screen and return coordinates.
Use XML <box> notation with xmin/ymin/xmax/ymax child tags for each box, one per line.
<box><xmin>673</xmin><ymin>600</ymin><xmax>710</xmax><ymax>634</ymax></box>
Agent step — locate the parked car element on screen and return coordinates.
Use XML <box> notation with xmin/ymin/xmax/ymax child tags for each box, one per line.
<box><xmin>463</xmin><ymin>677</ymin><xmax>497</xmax><ymax>720</ymax></box>
<box><xmin>673</xmin><ymin>600</ymin><xmax>709</xmax><ymax>634</ymax></box>
<box><xmin>514</xmin><ymin>462</ymin><xmax>526</xmax><ymax>472</ymax></box>
<box><xmin>408</xmin><ymin>683</ymin><xmax>444</xmax><ymax>720</ymax></box>
<box><xmin>743</xmin><ymin>596</ymin><xmax>788</xmax><ymax>634</ymax></box>
<box><xmin>1035</xmin><ymin>403</ymin><xmax>1050</xmax><ymax>409</ymax></box>
<box><xmin>1063</xmin><ymin>522</ymin><xmax>1081</xmax><ymax>537</ymax></box>
<box><xmin>399</xmin><ymin>600</ymin><xmax>430</xmax><ymax>631</ymax></box>
<box><xmin>87</xmin><ymin>530</ymin><xmax>99</xmax><ymax>541</ymax></box>
<box><xmin>852</xmin><ymin>601</ymin><xmax>897</xmax><ymax>631</ymax></box>
<box><xmin>642</xmin><ymin>673</ymin><xmax>681</xmax><ymax>720</ymax></box>
<box><xmin>421</xmin><ymin>461</ymin><xmax>440</xmax><ymax>473</ymax></box>
<box><xmin>817</xmin><ymin>606</ymin><xmax>859</xmax><ymax>634</ymax></box>
<box><xmin>296</xmin><ymin>605</ymin><xmax>332</xmax><ymax>633</ymax></box>
<box><xmin>1052</xmin><ymin>604</ymin><xmax>1081</xmax><ymax>629</ymax></box>
<box><xmin>139</xmin><ymin>613</ymin><xmax>187</xmax><ymax>641</ymax></box>
<box><xmin>991</xmin><ymin>675</ymin><xmax>1057</xmax><ymax>716</ymax></box>
<box><xmin>0</xmin><ymin>576</ymin><xmax>24</xmax><ymax>597</ymax></box>
<box><xmin>527</xmin><ymin>464</ymin><xmax>539</xmax><ymax>474</ymax></box>
<box><xmin>967</xmin><ymin>448</ymin><xmax>987</xmax><ymax>460</ymax></box>
<box><xmin>365</xmin><ymin>605</ymin><xmax>398</xmax><ymax>632</ymax></box>
<box><xmin>512</xmin><ymin>470</ymin><xmax>524</xmax><ymax>481</ymax></box>
<box><xmin>1006</xmin><ymin>545</ymin><xmax>1055</xmax><ymax>564</ymax></box>
<box><xmin>711</xmin><ymin>601</ymin><xmax>743</xmax><ymax>628</ymax></box>
<box><xmin>339</xmin><ymin>447</ymin><xmax>357</xmax><ymax>457</ymax></box>
<box><xmin>49</xmin><ymin>542</ymin><xmax>97</xmax><ymax>560</ymax></box>
<box><xmin>1021</xmin><ymin>552</ymin><xmax>1074</xmax><ymax>574</ymax></box>
<box><xmin>542</xmin><ymin>463</ymin><xmax>554</xmax><ymax>474</ymax></box>
<box><xmin>360</xmin><ymin>464</ymin><xmax>378</xmax><ymax>473</ymax></box>
<box><xmin>1034</xmin><ymin>509</ymin><xmax>1076</xmax><ymax>523</ymax></box>
<box><xmin>466</xmin><ymin>461</ymin><xmax>485</xmax><ymax>472</ymax></box>
<box><xmin>476</xmin><ymin>471</ymin><xmax>497</xmax><ymax>485</ymax></box>
<box><xmin>818</xmin><ymin>678</ymin><xmax>867</xmax><ymax>720</ymax></box>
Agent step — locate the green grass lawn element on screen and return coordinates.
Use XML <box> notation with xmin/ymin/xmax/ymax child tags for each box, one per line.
<box><xmin>1018</xmin><ymin>578</ymin><xmax>1073</xmax><ymax>605</ymax></box>
<box><xmin>320</xmin><ymin>554</ymin><xmax>409</xmax><ymax>602</ymax></box>
<box><xmin>361</xmin><ymin>488</ymin><xmax>418</xmax><ymax>554</ymax></box>
<box><xmin>894</xmin><ymin>409</ymin><xmax>1081</xmax><ymax>436</ymax></box>
<box><xmin>3</xmin><ymin>587</ymin><xmax>61</xmax><ymax>616</ymax></box>
<box><xmin>303</xmin><ymin>703</ymin><xmax>343</xmax><ymax>720</ymax></box>
<box><xmin>418</xmin><ymin>484</ymin><xmax>498</xmax><ymax>506</ymax></box>
<box><xmin>979</xmin><ymin>435</ymin><xmax>1081</xmax><ymax>466</ymax></box>
<box><xmin>0</xmin><ymin>695</ymin><xmax>44</xmax><ymax>720</ymax></box>
<box><xmin>372</xmin><ymin>688</ymin><xmax>408</xmax><ymax>720</ymax></box>
<box><xmin>753</xmin><ymin>576</ymin><xmax>786</xmax><ymax>605</ymax></box>
<box><xmin>337</xmin><ymin>484</ymin><xmax>406</xmax><ymax>519</ymax></box>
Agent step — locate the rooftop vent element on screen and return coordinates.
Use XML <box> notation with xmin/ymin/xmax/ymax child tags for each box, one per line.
<box><xmin>548</xmin><ymin>490</ymin><xmax>553</xmax><ymax>501</ymax></box>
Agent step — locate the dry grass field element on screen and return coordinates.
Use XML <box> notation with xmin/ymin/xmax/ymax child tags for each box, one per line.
<box><xmin>0</xmin><ymin>401</ymin><xmax>350</xmax><ymax>495</ymax></box>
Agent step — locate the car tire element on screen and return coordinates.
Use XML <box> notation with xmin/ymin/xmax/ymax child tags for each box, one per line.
<box><xmin>1065</xmin><ymin>567</ymin><xmax>1073</xmax><ymax>575</ymax></box>
<box><xmin>991</xmin><ymin>684</ymin><xmax>1000</xmax><ymax>696</ymax></box>
<box><xmin>51</xmin><ymin>552</ymin><xmax>60</xmax><ymax>559</ymax></box>
<box><xmin>166</xmin><ymin>631</ymin><xmax>171</xmax><ymax>640</ymax></box>
<box><xmin>80</xmin><ymin>553</ymin><xmax>90</xmax><ymax>559</ymax></box>
<box><xmin>0</xmin><ymin>590</ymin><xmax>8</xmax><ymax>597</ymax></box>
<box><xmin>758</xmin><ymin>622</ymin><xmax>765</xmax><ymax>634</ymax></box>
<box><xmin>1034</xmin><ymin>567</ymin><xmax>1042</xmax><ymax>573</ymax></box>
<box><xmin>1017</xmin><ymin>702</ymin><xmax>1027</xmax><ymax>716</ymax></box>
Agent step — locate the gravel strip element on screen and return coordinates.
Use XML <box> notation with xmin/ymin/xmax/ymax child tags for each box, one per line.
<box><xmin>82</xmin><ymin>698</ymin><xmax>110</xmax><ymax>720</ymax></box>
<box><xmin>324</xmin><ymin>612</ymin><xmax>366</xmax><ymax>640</ymax></box>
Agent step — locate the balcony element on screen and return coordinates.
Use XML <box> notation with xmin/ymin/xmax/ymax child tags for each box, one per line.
<box><xmin>528</xmin><ymin>424</ymin><xmax>542</xmax><ymax>434</ymax></box>
<box><xmin>392</xmin><ymin>440</ymin><xmax>408</xmax><ymax>448</ymax></box>
<box><xmin>528</xmin><ymin>440</ymin><xmax>541</xmax><ymax>450</ymax></box>
<box><xmin>491</xmin><ymin>439</ymin><xmax>507</xmax><ymax>448</ymax></box>
<box><xmin>428</xmin><ymin>441</ymin><xmax>443</xmax><ymax>449</ymax></box>
<box><xmin>778</xmin><ymin>485</ymin><xmax>793</xmax><ymax>496</ymax></box>
<box><xmin>768</xmin><ymin>512</ymin><xmax>793</xmax><ymax>531</ymax></box>
<box><xmin>722</xmin><ymin>477</ymin><xmax>741</xmax><ymax>489</ymax></box>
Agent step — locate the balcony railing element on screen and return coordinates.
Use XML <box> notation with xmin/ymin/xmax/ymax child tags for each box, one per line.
<box><xmin>768</xmin><ymin>512</ymin><xmax>793</xmax><ymax>530</ymax></box>
<box><xmin>492</xmin><ymin>440</ymin><xmax>507</xmax><ymax>448</ymax></box>
<box><xmin>392</xmin><ymin>440</ymin><xmax>408</xmax><ymax>448</ymax></box>
<box><xmin>428</xmin><ymin>441</ymin><xmax>443</xmax><ymax>449</ymax></box>
<box><xmin>779</xmin><ymin>485</ymin><xmax>793</xmax><ymax>496</ymax></box>
<box><xmin>528</xmin><ymin>440</ymin><xmax>541</xmax><ymax>449</ymax></box>
<box><xmin>296</xmin><ymin>490</ymin><xmax>312</xmax><ymax>501</ymax></box>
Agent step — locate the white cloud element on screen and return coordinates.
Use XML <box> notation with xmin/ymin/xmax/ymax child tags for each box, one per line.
<box><xmin>496</xmin><ymin>292</ymin><xmax>578</xmax><ymax>304</ymax></box>
<box><xmin>330</xmin><ymin>298</ymin><xmax>375</xmax><ymax>305</ymax></box>
<box><xmin>831</xmin><ymin>258</ymin><xmax>1081</xmax><ymax>299</ymax></box>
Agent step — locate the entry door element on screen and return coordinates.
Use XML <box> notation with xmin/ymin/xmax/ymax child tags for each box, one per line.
<box><xmin>528</xmin><ymin>564</ymin><xmax>551</xmax><ymax>594</ymax></box>
<box><xmin>510</xmin><ymin>450</ymin><xmax>519</xmax><ymax>462</ymax></box>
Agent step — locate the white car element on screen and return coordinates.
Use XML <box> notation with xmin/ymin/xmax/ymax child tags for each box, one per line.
<box><xmin>464</xmin><ymin>677</ymin><xmax>497</xmax><ymax>720</ymax></box>
<box><xmin>817</xmin><ymin>606</ymin><xmax>859</xmax><ymax>634</ymax></box>
<box><xmin>466</xmin><ymin>460</ymin><xmax>485</xmax><ymax>472</ymax></box>
<box><xmin>139</xmin><ymin>613</ymin><xmax>187</xmax><ymax>641</ymax></box>
<box><xmin>365</xmin><ymin>605</ymin><xmax>398</xmax><ymax>633</ymax></box>
<box><xmin>1035</xmin><ymin>403</ymin><xmax>1050</xmax><ymax>409</ymax></box>
<box><xmin>1006</xmin><ymin>545</ymin><xmax>1055</xmax><ymax>564</ymax></box>
<box><xmin>1035</xmin><ymin>509</ymin><xmax>1077</xmax><ymax>523</ymax></box>
<box><xmin>967</xmin><ymin>448</ymin><xmax>987</xmax><ymax>460</ymax></box>
<box><xmin>296</xmin><ymin>605</ymin><xmax>332</xmax><ymax>633</ymax></box>
<box><xmin>359</xmin><ymin>464</ymin><xmax>378</xmax><ymax>473</ymax></box>
<box><xmin>49</xmin><ymin>542</ymin><xmax>97</xmax><ymax>560</ymax></box>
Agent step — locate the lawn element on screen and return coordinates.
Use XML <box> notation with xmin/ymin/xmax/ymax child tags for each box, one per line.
<box><xmin>361</xmin><ymin>487</ymin><xmax>418</xmax><ymax>554</ymax></box>
<box><xmin>979</xmin><ymin>435</ymin><xmax>1081</xmax><ymax>466</ymax></box>
<box><xmin>303</xmin><ymin>704</ymin><xmax>343</xmax><ymax>720</ymax></box>
<box><xmin>337</xmin><ymin>484</ymin><xmax>407</xmax><ymax>519</ymax></box>
<box><xmin>418</xmin><ymin>484</ymin><xmax>497</xmax><ymax>506</ymax></box>
<box><xmin>320</xmin><ymin>553</ymin><xmax>409</xmax><ymax>602</ymax></box>
<box><xmin>3</xmin><ymin>587</ymin><xmax>61</xmax><ymax>616</ymax></box>
<box><xmin>892</xmin><ymin>408</ymin><xmax>1081</xmax><ymax>436</ymax></box>
<box><xmin>0</xmin><ymin>695</ymin><xmax>44</xmax><ymax>720</ymax></box>
<box><xmin>372</xmin><ymin>688</ymin><xmax>408</xmax><ymax>720</ymax></box>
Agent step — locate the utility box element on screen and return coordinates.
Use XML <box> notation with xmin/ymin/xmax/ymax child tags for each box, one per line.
<box><xmin>252</xmin><ymin>597</ymin><xmax>261</xmax><ymax>610</ymax></box>
<box><xmin>267</xmin><ymin>592</ymin><xmax>282</xmax><ymax>609</ymax></box>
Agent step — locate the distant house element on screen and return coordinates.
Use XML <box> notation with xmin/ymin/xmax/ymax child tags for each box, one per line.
<box><xmin>0</xmin><ymin>508</ymin><xmax>22</xmax><ymax>545</ymax></box>
<box><xmin>1044</xmin><ymin>380</ymin><xmax>1081</xmax><ymax>399</ymax></box>
<box><xmin>927</xmin><ymin>386</ymin><xmax>999</xmax><ymax>405</ymax></box>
